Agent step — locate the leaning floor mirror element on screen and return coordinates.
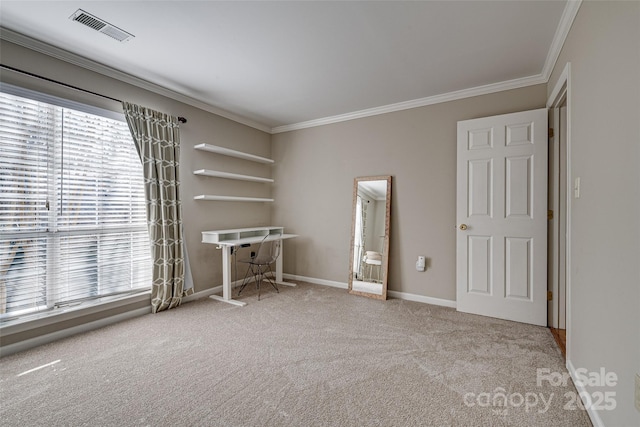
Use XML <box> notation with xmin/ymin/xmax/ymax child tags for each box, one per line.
<box><xmin>349</xmin><ymin>175</ymin><xmax>391</xmax><ymax>300</ymax></box>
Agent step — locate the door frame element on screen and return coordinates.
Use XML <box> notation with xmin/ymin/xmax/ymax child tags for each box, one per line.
<box><xmin>547</xmin><ymin>62</ymin><xmax>572</xmax><ymax>359</ymax></box>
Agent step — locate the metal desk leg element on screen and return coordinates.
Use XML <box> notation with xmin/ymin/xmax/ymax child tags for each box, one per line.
<box><xmin>275</xmin><ymin>240</ymin><xmax>296</xmax><ymax>287</ymax></box>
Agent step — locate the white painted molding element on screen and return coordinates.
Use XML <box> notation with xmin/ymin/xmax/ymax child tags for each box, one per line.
<box><xmin>387</xmin><ymin>290</ymin><xmax>457</xmax><ymax>309</ymax></box>
<box><xmin>182</xmin><ymin>285</ymin><xmax>224</xmax><ymax>303</ymax></box>
<box><xmin>283</xmin><ymin>273</ymin><xmax>348</xmax><ymax>289</ymax></box>
<box><xmin>566</xmin><ymin>359</ymin><xmax>604</xmax><ymax>427</ymax></box>
<box><xmin>547</xmin><ymin>62</ymin><xmax>571</xmax><ymax>109</ymax></box>
<box><xmin>551</xmin><ymin>62</ymin><xmax>573</xmax><ymax>361</ymax></box>
<box><xmin>271</xmin><ymin>74</ymin><xmax>546</xmax><ymax>134</ymax></box>
<box><xmin>0</xmin><ymin>306</ymin><xmax>151</xmax><ymax>357</ymax></box>
<box><xmin>540</xmin><ymin>1</ymin><xmax>582</xmax><ymax>82</ymax></box>
<box><xmin>282</xmin><ymin>273</ymin><xmax>457</xmax><ymax>309</ymax></box>
<box><xmin>181</xmin><ymin>277</ymin><xmax>255</xmax><ymax>303</ymax></box>
<box><xmin>1</xmin><ymin>292</ymin><xmax>151</xmax><ymax>335</ymax></box>
<box><xmin>0</xmin><ymin>27</ymin><xmax>272</xmax><ymax>134</ymax></box>
<box><xmin>272</xmin><ymin>1</ymin><xmax>582</xmax><ymax>134</ymax></box>
<box><xmin>0</xmin><ymin>276</ymin><xmax>453</xmax><ymax>356</ymax></box>
<box><xmin>2</xmin><ymin>0</ymin><xmax>582</xmax><ymax>136</ymax></box>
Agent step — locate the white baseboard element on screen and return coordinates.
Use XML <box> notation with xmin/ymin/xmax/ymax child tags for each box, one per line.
<box><xmin>566</xmin><ymin>359</ymin><xmax>604</xmax><ymax>427</ymax></box>
<box><xmin>1</xmin><ymin>276</ymin><xmax>453</xmax><ymax>357</ymax></box>
<box><xmin>0</xmin><ymin>306</ymin><xmax>151</xmax><ymax>358</ymax></box>
<box><xmin>282</xmin><ymin>273</ymin><xmax>456</xmax><ymax>309</ymax></box>
<box><xmin>182</xmin><ymin>285</ymin><xmax>223</xmax><ymax>303</ymax></box>
<box><xmin>282</xmin><ymin>273</ymin><xmax>348</xmax><ymax>289</ymax></box>
<box><xmin>387</xmin><ymin>290</ymin><xmax>457</xmax><ymax>309</ymax></box>
<box><xmin>182</xmin><ymin>277</ymin><xmax>257</xmax><ymax>303</ymax></box>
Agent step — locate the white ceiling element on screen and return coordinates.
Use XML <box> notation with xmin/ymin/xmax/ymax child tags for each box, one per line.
<box><xmin>0</xmin><ymin>1</ymin><xmax>573</xmax><ymax>133</ymax></box>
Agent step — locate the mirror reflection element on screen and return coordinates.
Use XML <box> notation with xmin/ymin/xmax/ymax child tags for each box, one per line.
<box><xmin>349</xmin><ymin>176</ymin><xmax>391</xmax><ymax>299</ymax></box>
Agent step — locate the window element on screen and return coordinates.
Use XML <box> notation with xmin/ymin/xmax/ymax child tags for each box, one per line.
<box><xmin>0</xmin><ymin>88</ymin><xmax>151</xmax><ymax>322</ymax></box>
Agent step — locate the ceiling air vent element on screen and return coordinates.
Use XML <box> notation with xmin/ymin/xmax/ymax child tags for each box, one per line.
<box><xmin>69</xmin><ymin>9</ymin><xmax>134</xmax><ymax>42</ymax></box>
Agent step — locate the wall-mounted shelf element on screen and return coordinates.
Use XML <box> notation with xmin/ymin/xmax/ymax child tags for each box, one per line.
<box><xmin>194</xmin><ymin>143</ymin><xmax>274</xmax><ymax>164</ymax></box>
<box><xmin>202</xmin><ymin>226</ymin><xmax>284</xmax><ymax>244</ymax></box>
<box><xmin>193</xmin><ymin>169</ymin><xmax>274</xmax><ymax>183</ymax></box>
<box><xmin>194</xmin><ymin>195</ymin><xmax>274</xmax><ymax>202</ymax></box>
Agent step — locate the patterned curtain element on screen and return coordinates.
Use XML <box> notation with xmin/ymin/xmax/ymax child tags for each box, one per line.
<box><xmin>122</xmin><ymin>102</ymin><xmax>187</xmax><ymax>313</ymax></box>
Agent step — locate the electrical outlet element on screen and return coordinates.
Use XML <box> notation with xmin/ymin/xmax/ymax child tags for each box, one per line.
<box><xmin>635</xmin><ymin>373</ymin><xmax>640</xmax><ymax>412</ymax></box>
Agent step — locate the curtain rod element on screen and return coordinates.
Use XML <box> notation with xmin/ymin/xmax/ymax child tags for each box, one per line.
<box><xmin>0</xmin><ymin>63</ymin><xmax>187</xmax><ymax>124</ymax></box>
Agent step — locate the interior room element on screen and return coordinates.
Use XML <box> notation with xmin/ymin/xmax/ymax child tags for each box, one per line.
<box><xmin>0</xmin><ymin>2</ymin><xmax>638</xmax><ymax>426</ymax></box>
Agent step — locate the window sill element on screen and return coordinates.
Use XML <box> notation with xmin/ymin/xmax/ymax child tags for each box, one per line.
<box><xmin>0</xmin><ymin>292</ymin><xmax>151</xmax><ymax>356</ymax></box>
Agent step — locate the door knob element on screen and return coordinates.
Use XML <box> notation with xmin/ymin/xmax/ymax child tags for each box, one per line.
<box><xmin>459</xmin><ymin>224</ymin><xmax>468</xmax><ymax>230</ymax></box>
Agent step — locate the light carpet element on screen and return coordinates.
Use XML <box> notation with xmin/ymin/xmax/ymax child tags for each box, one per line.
<box><xmin>0</xmin><ymin>282</ymin><xmax>592</xmax><ymax>426</ymax></box>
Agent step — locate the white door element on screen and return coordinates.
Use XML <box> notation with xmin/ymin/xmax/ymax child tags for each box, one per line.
<box><xmin>456</xmin><ymin>108</ymin><xmax>548</xmax><ymax>326</ymax></box>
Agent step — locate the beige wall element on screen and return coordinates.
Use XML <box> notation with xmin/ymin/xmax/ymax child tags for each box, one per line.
<box><xmin>0</xmin><ymin>40</ymin><xmax>272</xmax><ymax>320</ymax></box>
<box><xmin>272</xmin><ymin>84</ymin><xmax>547</xmax><ymax>301</ymax></box>
<box><xmin>548</xmin><ymin>2</ymin><xmax>640</xmax><ymax>425</ymax></box>
<box><xmin>4</xmin><ymin>6</ymin><xmax>639</xmax><ymax>423</ymax></box>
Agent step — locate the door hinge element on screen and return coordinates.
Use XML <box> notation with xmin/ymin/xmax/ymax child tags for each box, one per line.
<box><xmin>547</xmin><ymin>291</ymin><xmax>553</xmax><ymax>301</ymax></box>
<box><xmin>549</xmin><ymin>128</ymin><xmax>554</xmax><ymax>138</ymax></box>
<box><xmin>548</xmin><ymin>210</ymin><xmax>554</xmax><ymax>220</ymax></box>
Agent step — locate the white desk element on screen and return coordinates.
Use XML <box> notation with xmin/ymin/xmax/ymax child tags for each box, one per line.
<box><xmin>202</xmin><ymin>227</ymin><xmax>297</xmax><ymax>306</ymax></box>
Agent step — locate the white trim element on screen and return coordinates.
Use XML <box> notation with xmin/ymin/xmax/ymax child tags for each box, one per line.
<box><xmin>182</xmin><ymin>285</ymin><xmax>224</xmax><ymax>303</ymax></box>
<box><xmin>566</xmin><ymin>359</ymin><xmax>605</xmax><ymax>427</ymax></box>
<box><xmin>0</xmin><ymin>28</ymin><xmax>272</xmax><ymax>134</ymax></box>
<box><xmin>549</xmin><ymin>106</ymin><xmax>561</xmax><ymax>330</ymax></box>
<box><xmin>387</xmin><ymin>290</ymin><xmax>457</xmax><ymax>309</ymax></box>
<box><xmin>271</xmin><ymin>74</ymin><xmax>546</xmax><ymax>134</ymax></box>
<box><xmin>540</xmin><ymin>1</ymin><xmax>582</xmax><ymax>82</ymax></box>
<box><xmin>282</xmin><ymin>273</ymin><xmax>348</xmax><ymax>289</ymax></box>
<box><xmin>565</xmin><ymin>64</ymin><xmax>573</xmax><ymax>363</ymax></box>
<box><xmin>181</xmin><ymin>277</ymin><xmax>255</xmax><ymax>303</ymax></box>
<box><xmin>1</xmin><ymin>292</ymin><xmax>151</xmax><ymax>333</ymax></box>
<box><xmin>272</xmin><ymin>1</ymin><xmax>581</xmax><ymax>134</ymax></box>
<box><xmin>2</xmin><ymin>0</ymin><xmax>582</xmax><ymax>137</ymax></box>
<box><xmin>547</xmin><ymin>64</ymin><xmax>571</xmax><ymax>329</ymax></box>
<box><xmin>282</xmin><ymin>274</ymin><xmax>457</xmax><ymax>309</ymax></box>
<box><xmin>547</xmin><ymin>62</ymin><xmax>572</xmax><ymax>361</ymax></box>
<box><xmin>0</xmin><ymin>306</ymin><xmax>151</xmax><ymax>358</ymax></box>
<box><xmin>547</xmin><ymin>63</ymin><xmax>571</xmax><ymax>109</ymax></box>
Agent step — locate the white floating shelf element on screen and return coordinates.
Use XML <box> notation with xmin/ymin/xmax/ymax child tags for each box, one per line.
<box><xmin>193</xmin><ymin>169</ymin><xmax>274</xmax><ymax>183</ymax></box>
<box><xmin>194</xmin><ymin>195</ymin><xmax>274</xmax><ymax>202</ymax></box>
<box><xmin>194</xmin><ymin>143</ymin><xmax>274</xmax><ymax>164</ymax></box>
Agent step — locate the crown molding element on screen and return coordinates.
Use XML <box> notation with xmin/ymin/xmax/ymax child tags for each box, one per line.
<box><xmin>271</xmin><ymin>0</ymin><xmax>581</xmax><ymax>134</ymax></box>
<box><xmin>271</xmin><ymin>73</ymin><xmax>547</xmax><ymax>134</ymax></box>
<box><xmin>2</xmin><ymin>0</ymin><xmax>581</xmax><ymax>136</ymax></box>
<box><xmin>0</xmin><ymin>27</ymin><xmax>272</xmax><ymax>134</ymax></box>
<box><xmin>540</xmin><ymin>0</ymin><xmax>582</xmax><ymax>81</ymax></box>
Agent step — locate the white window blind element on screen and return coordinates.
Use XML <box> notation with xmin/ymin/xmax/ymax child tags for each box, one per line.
<box><xmin>0</xmin><ymin>90</ymin><xmax>151</xmax><ymax>320</ymax></box>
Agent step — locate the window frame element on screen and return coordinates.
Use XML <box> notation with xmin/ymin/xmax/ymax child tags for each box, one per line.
<box><xmin>0</xmin><ymin>83</ymin><xmax>152</xmax><ymax>325</ymax></box>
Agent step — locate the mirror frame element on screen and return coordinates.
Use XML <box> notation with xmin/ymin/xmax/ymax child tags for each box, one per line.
<box><xmin>348</xmin><ymin>175</ymin><xmax>391</xmax><ymax>300</ymax></box>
